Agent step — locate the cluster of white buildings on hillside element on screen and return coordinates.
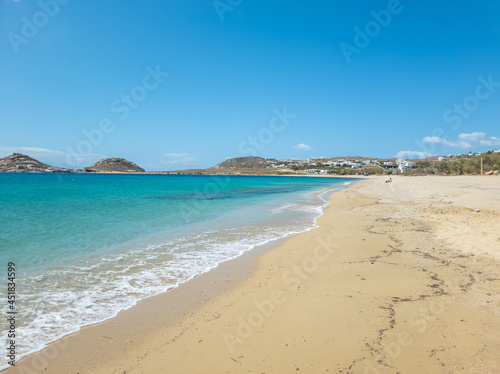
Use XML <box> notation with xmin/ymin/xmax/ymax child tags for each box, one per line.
<box><xmin>322</xmin><ymin>159</ymin><xmax>383</xmax><ymax>168</ymax></box>
<box><xmin>264</xmin><ymin>157</ymin><xmax>419</xmax><ymax>174</ymax></box>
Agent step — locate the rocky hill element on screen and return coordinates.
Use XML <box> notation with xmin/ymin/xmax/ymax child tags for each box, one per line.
<box><xmin>211</xmin><ymin>156</ymin><xmax>268</xmax><ymax>169</ymax></box>
<box><xmin>87</xmin><ymin>158</ymin><xmax>145</xmax><ymax>172</ymax></box>
<box><xmin>0</xmin><ymin>153</ymin><xmax>52</xmax><ymax>172</ymax></box>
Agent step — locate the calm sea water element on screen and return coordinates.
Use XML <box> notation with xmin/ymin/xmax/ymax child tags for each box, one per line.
<box><xmin>0</xmin><ymin>173</ymin><xmax>356</xmax><ymax>366</ymax></box>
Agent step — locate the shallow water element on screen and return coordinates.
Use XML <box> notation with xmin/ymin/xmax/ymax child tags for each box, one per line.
<box><xmin>0</xmin><ymin>173</ymin><xmax>356</xmax><ymax>366</ymax></box>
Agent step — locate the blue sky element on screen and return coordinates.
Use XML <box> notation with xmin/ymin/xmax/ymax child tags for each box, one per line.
<box><xmin>1</xmin><ymin>0</ymin><xmax>499</xmax><ymax>170</ymax></box>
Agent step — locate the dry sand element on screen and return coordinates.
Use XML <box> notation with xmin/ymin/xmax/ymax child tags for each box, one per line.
<box><xmin>7</xmin><ymin>176</ymin><xmax>500</xmax><ymax>373</ymax></box>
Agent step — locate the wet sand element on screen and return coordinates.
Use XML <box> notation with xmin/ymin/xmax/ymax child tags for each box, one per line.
<box><xmin>7</xmin><ymin>175</ymin><xmax>500</xmax><ymax>373</ymax></box>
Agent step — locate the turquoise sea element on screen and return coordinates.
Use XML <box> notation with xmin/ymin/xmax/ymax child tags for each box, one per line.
<box><xmin>0</xmin><ymin>173</ymin><xmax>356</xmax><ymax>366</ymax></box>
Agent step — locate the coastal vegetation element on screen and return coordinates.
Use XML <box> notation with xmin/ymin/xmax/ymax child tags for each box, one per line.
<box><xmin>404</xmin><ymin>151</ymin><xmax>500</xmax><ymax>175</ymax></box>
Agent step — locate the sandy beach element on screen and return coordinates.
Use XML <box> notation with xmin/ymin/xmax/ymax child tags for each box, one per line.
<box><xmin>7</xmin><ymin>175</ymin><xmax>500</xmax><ymax>374</ymax></box>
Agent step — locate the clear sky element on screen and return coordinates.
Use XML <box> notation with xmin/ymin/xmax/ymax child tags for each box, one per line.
<box><xmin>1</xmin><ymin>0</ymin><xmax>499</xmax><ymax>170</ymax></box>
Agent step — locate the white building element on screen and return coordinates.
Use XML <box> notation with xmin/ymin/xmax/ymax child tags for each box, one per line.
<box><xmin>438</xmin><ymin>157</ymin><xmax>446</xmax><ymax>162</ymax></box>
<box><xmin>396</xmin><ymin>159</ymin><xmax>414</xmax><ymax>173</ymax></box>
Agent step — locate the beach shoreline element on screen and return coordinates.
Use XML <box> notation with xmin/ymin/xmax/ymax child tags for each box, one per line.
<box><xmin>2</xmin><ymin>176</ymin><xmax>356</xmax><ymax>372</ymax></box>
<box><xmin>5</xmin><ymin>175</ymin><xmax>500</xmax><ymax>373</ymax></box>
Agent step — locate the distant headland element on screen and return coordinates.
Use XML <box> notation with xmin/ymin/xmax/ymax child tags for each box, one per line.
<box><xmin>1</xmin><ymin>152</ymin><xmax>499</xmax><ymax>176</ymax></box>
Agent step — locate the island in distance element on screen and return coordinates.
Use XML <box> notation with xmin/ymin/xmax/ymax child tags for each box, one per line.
<box><xmin>0</xmin><ymin>154</ymin><xmax>144</xmax><ymax>173</ymax></box>
<box><xmin>87</xmin><ymin>158</ymin><xmax>145</xmax><ymax>173</ymax></box>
